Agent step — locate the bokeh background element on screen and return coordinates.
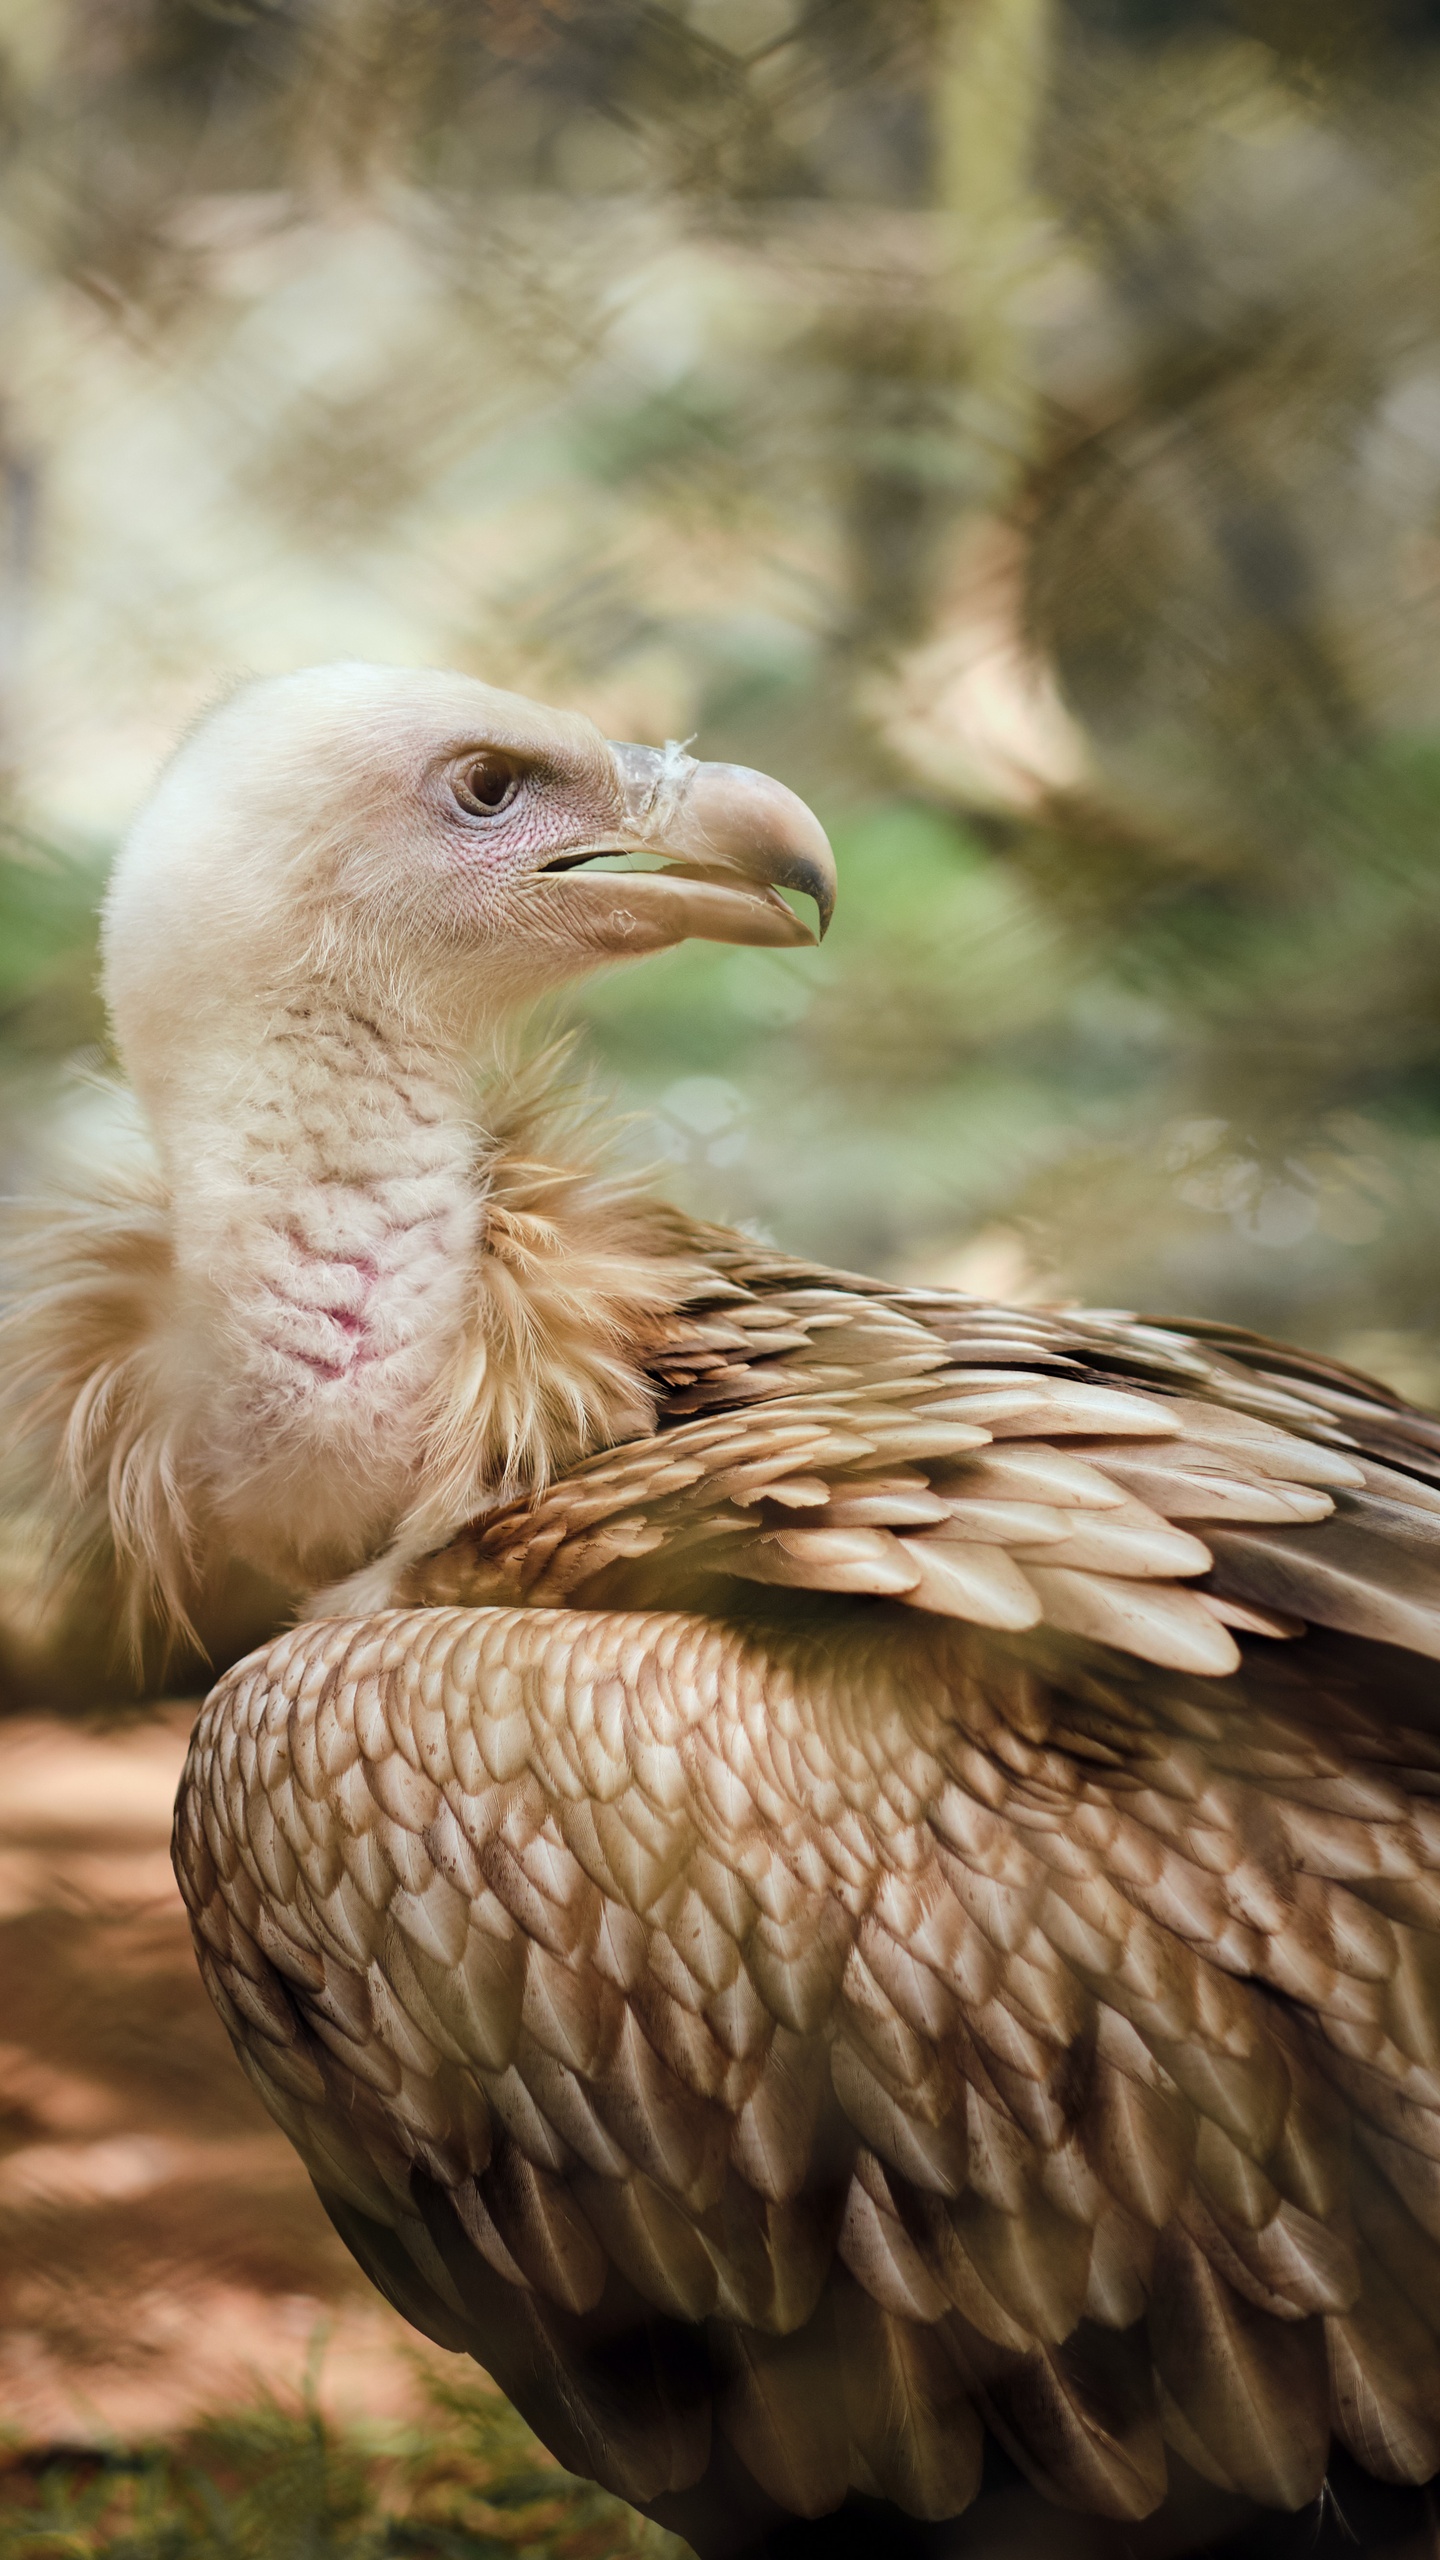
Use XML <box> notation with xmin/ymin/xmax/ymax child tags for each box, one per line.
<box><xmin>7</xmin><ymin>0</ymin><xmax>1440</xmax><ymax>2547</ymax></box>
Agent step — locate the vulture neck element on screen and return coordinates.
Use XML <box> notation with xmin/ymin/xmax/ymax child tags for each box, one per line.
<box><xmin>165</xmin><ymin>989</ymin><xmax>484</xmax><ymax>1585</ymax></box>
<box><xmin>141</xmin><ymin>982</ymin><xmax>679</xmax><ymax>1604</ymax></box>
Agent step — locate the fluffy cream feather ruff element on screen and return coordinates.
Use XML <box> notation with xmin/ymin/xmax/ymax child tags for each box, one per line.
<box><xmin>0</xmin><ymin>1046</ymin><xmax>701</xmax><ymax>1652</ymax></box>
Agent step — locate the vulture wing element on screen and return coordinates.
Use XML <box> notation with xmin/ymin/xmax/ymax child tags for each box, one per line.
<box><xmin>173</xmin><ymin>1249</ymin><xmax>1440</xmax><ymax>2551</ymax></box>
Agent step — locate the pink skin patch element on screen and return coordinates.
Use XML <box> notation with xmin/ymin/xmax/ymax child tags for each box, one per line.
<box><xmin>288</xmin><ymin>1346</ymin><xmax>351</xmax><ymax>1381</ymax></box>
<box><xmin>260</xmin><ymin>1224</ymin><xmax>455</xmax><ymax>1388</ymax></box>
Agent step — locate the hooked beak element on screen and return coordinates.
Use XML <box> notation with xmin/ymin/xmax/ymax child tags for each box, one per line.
<box><xmin>534</xmin><ymin>738</ymin><xmax>836</xmax><ymax>954</ymax></box>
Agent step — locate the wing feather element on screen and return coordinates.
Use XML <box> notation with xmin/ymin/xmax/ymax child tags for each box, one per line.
<box><xmin>389</xmin><ymin>1269</ymin><xmax>1432</xmax><ymax>1682</ymax></box>
<box><xmin>711</xmin><ymin>2308</ymin><xmax>851</xmax><ymax>2520</ymax></box>
<box><xmin>1327</xmin><ymin>2258</ymin><xmax>1440</xmax><ymax>2484</ymax></box>
<box><xmin>1148</xmin><ymin>2229</ymin><xmax>1330</xmax><ymax>2507</ymax></box>
<box><xmin>978</xmin><ymin>2323</ymin><xmax>1167</xmax><ymax>2520</ymax></box>
<box><xmin>835</xmin><ymin>2275</ymin><xmax>984</xmax><ymax>2518</ymax></box>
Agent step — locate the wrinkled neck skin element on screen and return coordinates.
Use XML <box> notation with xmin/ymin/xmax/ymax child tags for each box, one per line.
<box><xmin>150</xmin><ymin>975</ymin><xmax>495</xmax><ymax>1589</ymax></box>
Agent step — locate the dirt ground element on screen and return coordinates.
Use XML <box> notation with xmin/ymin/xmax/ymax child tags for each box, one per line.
<box><xmin>0</xmin><ymin>1707</ymin><xmax>449</xmax><ymax>2445</ymax></box>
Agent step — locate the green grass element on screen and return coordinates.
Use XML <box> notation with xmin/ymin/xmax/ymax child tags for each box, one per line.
<box><xmin>0</xmin><ymin>2375</ymin><xmax>683</xmax><ymax>2560</ymax></box>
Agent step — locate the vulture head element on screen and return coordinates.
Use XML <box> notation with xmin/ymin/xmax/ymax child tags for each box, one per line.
<box><xmin>104</xmin><ymin>662</ymin><xmax>834</xmax><ymax>1100</ymax></box>
<box><xmin>14</xmin><ymin>664</ymin><xmax>835</xmax><ymax>1630</ymax></box>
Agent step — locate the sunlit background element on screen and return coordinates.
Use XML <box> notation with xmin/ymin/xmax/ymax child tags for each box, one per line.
<box><xmin>6</xmin><ymin>0</ymin><xmax>1440</xmax><ymax>2546</ymax></box>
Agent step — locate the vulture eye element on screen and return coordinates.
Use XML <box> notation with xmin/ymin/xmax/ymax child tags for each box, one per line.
<box><xmin>453</xmin><ymin>753</ymin><xmax>521</xmax><ymax>817</ymax></box>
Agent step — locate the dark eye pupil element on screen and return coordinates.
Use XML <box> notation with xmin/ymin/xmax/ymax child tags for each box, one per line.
<box><xmin>459</xmin><ymin>754</ymin><xmax>518</xmax><ymax>813</ymax></box>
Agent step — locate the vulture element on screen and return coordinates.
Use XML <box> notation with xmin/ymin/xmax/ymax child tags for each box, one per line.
<box><xmin>14</xmin><ymin>661</ymin><xmax>1440</xmax><ymax>2559</ymax></box>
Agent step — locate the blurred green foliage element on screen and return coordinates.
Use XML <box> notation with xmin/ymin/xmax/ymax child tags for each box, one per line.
<box><xmin>0</xmin><ymin>2378</ymin><xmax>678</xmax><ymax>2560</ymax></box>
<box><xmin>0</xmin><ymin>835</ymin><xmax>102</xmax><ymax>1054</ymax></box>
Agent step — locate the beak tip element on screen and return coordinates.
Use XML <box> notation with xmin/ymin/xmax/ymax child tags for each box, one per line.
<box><xmin>791</xmin><ymin>855</ymin><xmax>835</xmax><ymax>944</ymax></box>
